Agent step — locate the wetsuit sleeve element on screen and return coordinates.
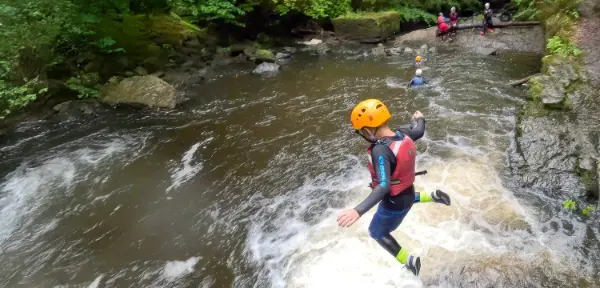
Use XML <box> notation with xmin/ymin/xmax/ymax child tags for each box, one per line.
<box><xmin>397</xmin><ymin>117</ymin><xmax>426</xmax><ymax>141</ymax></box>
<box><xmin>354</xmin><ymin>145</ymin><xmax>393</xmax><ymax>216</ymax></box>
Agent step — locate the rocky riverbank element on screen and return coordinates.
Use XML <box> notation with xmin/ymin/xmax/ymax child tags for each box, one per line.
<box><xmin>509</xmin><ymin>0</ymin><xmax>600</xmax><ymax>206</ymax></box>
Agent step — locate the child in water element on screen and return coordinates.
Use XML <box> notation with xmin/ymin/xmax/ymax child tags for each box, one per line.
<box><xmin>415</xmin><ymin>56</ymin><xmax>423</xmax><ymax>68</ymax></box>
<box><xmin>407</xmin><ymin>69</ymin><xmax>427</xmax><ymax>88</ymax></box>
<box><xmin>481</xmin><ymin>3</ymin><xmax>494</xmax><ymax>35</ymax></box>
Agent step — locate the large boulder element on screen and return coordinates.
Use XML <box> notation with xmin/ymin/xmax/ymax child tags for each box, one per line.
<box><xmin>527</xmin><ymin>56</ymin><xmax>580</xmax><ymax>109</ymax></box>
<box><xmin>332</xmin><ymin>12</ymin><xmax>400</xmax><ymax>42</ymax></box>
<box><xmin>101</xmin><ymin>75</ymin><xmax>179</xmax><ymax>108</ymax></box>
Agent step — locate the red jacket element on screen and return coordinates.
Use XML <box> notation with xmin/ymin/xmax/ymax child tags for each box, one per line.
<box><xmin>438</xmin><ymin>16</ymin><xmax>449</xmax><ymax>32</ymax></box>
<box><xmin>367</xmin><ymin>136</ymin><xmax>416</xmax><ymax>196</ymax></box>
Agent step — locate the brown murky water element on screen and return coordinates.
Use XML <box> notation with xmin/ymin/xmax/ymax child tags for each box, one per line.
<box><xmin>0</xmin><ymin>47</ymin><xmax>598</xmax><ymax>287</ymax></box>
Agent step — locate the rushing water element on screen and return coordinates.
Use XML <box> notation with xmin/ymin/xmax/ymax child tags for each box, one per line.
<box><xmin>1</xmin><ymin>46</ymin><xmax>598</xmax><ymax>287</ymax></box>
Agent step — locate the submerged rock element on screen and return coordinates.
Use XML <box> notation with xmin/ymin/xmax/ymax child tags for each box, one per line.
<box><xmin>134</xmin><ymin>67</ymin><xmax>148</xmax><ymax>76</ymax></box>
<box><xmin>101</xmin><ymin>75</ymin><xmax>179</xmax><ymax>108</ymax></box>
<box><xmin>252</xmin><ymin>62</ymin><xmax>279</xmax><ymax>76</ymax></box>
<box><xmin>284</xmin><ymin>47</ymin><xmax>297</xmax><ymax>53</ymax></box>
<box><xmin>474</xmin><ymin>47</ymin><xmax>498</xmax><ymax>56</ymax></box>
<box><xmin>371</xmin><ymin>44</ymin><xmax>386</xmax><ymax>57</ymax></box>
<box><xmin>276</xmin><ymin>52</ymin><xmax>291</xmax><ymax>60</ymax></box>
<box><xmin>316</xmin><ymin>43</ymin><xmax>331</xmax><ymax>55</ymax></box>
<box><xmin>162</xmin><ymin>68</ymin><xmax>206</xmax><ymax>89</ymax></box>
<box><xmin>388</xmin><ymin>47</ymin><xmax>403</xmax><ymax>55</ymax></box>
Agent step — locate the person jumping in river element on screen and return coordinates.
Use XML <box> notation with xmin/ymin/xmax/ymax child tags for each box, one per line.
<box><xmin>337</xmin><ymin>99</ymin><xmax>451</xmax><ymax>276</ymax></box>
<box><xmin>407</xmin><ymin>69</ymin><xmax>426</xmax><ymax>88</ymax></box>
<box><xmin>481</xmin><ymin>3</ymin><xmax>494</xmax><ymax>35</ymax></box>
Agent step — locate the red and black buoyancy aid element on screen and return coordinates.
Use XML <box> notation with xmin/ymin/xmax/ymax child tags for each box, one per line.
<box><xmin>367</xmin><ymin>134</ymin><xmax>416</xmax><ymax>196</ymax></box>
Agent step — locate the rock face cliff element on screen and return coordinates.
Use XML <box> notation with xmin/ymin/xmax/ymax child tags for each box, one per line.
<box><xmin>509</xmin><ymin>0</ymin><xmax>600</xmax><ymax>202</ymax></box>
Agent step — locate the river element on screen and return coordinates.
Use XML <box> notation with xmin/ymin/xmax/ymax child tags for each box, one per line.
<box><xmin>0</xmin><ymin>46</ymin><xmax>598</xmax><ymax>287</ymax></box>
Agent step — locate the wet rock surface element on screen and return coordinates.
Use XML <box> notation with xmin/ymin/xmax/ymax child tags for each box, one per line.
<box><xmin>101</xmin><ymin>75</ymin><xmax>179</xmax><ymax>108</ymax></box>
<box><xmin>512</xmin><ymin>52</ymin><xmax>600</xmax><ymax>201</ymax></box>
<box><xmin>394</xmin><ymin>26</ymin><xmax>544</xmax><ymax>54</ymax></box>
<box><xmin>252</xmin><ymin>62</ymin><xmax>280</xmax><ymax>76</ymax></box>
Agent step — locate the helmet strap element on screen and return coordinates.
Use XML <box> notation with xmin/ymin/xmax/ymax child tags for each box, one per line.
<box><xmin>355</xmin><ymin>127</ymin><xmax>378</xmax><ymax>143</ymax></box>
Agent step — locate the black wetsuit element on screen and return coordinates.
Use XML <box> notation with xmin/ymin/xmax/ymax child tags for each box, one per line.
<box><xmin>354</xmin><ymin>117</ymin><xmax>426</xmax><ymax>258</ymax></box>
<box><xmin>483</xmin><ymin>8</ymin><xmax>494</xmax><ymax>33</ymax></box>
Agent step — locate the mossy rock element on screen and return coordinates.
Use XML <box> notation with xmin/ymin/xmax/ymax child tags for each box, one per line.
<box><xmin>527</xmin><ymin>75</ymin><xmax>570</xmax><ymax>110</ymax></box>
<box><xmin>252</xmin><ymin>49</ymin><xmax>276</xmax><ymax>63</ymax></box>
<box><xmin>332</xmin><ymin>11</ymin><xmax>401</xmax><ymax>42</ymax></box>
<box><xmin>527</xmin><ymin>76</ymin><xmax>544</xmax><ymax>101</ymax></box>
<box><xmin>93</xmin><ymin>14</ymin><xmax>205</xmax><ymax>63</ymax></box>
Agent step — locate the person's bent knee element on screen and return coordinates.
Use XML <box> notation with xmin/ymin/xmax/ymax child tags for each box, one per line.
<box><xmin>368</xmin><ymin>227</ymin><xmax>385</xmax><ymax>239</ymax></box>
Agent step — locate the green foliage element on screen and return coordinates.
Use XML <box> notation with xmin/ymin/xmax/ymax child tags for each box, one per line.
<box><xmin>96</xmin><ymin>37</ymin><xmax>127</xmax><ymax>54</ymax></box>
<box><xmin>563</xmin><ymin>199</ymin><xmax>577</xmax><ymax>211</ymax></box>
<box><xmin>563</xmin><ymin>200</ymin><xmax>597</xmax><ymax>216</ymax></box>
<box><xmin>198</xmin><ymin>0</ymin><xmax>248</xmax><ymax>25</ymax></box>
<box><xmin>0</xmin><ymin>79</ymin><xmax>48</xmax><ymax>119</ymax></box>
<box><xmin>547</xmin><ymin>36</ymin><xmax>582</xmax><ymax>57</ymax></box>
<box><xmin>273</xmin><ymin>0</ymin><xmax>352</xmax><ymax>19</ymax></box>
<box><xmin>66</xmin><ymin>73</ymin><xmax>100</xmax><ymax>99</ymax></box>
<box><xmin>393</xmin><ymin>7</ymin><xmax>436</xmax><ymax>25</ymax></box>
<box><xmin>582</xmin><ymin>205</ymin><xmax>596</xmax><ymax>216</ymax></box>
<box><xmin>513</xmin><ymin>0</ymin><xmax>540</xmax><ymax>20</ymax></box>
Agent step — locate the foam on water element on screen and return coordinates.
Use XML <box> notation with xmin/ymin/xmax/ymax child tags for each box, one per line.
<box><xmin>0</xmin><ymin>134</ymin><xmax>143</xmax><ymax>251</ymax></box>
<box><xmin>163</xmin><ymin>256</ymin><xmax>200</xmax><ymax>281</ymax></box>
<box><xmin>167</xmin><ymin>137</ymin><xmax>213</xmax><ymax>192</ymax></box>
<box><xmin>87</xmin><ymin>274</ymin><xmax>104</xmax><ymax>288</ymax></box>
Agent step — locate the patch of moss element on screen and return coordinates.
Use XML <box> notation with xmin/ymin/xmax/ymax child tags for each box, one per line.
<box><xmin>520</xmin><ymin>100</ymin><xmax>550</xmax><ymax>119</ymax></box>
<box><xmin>253</xmin><ymin>49</ymin><xmax>275</xmax><ymax>63</ymax></box>
<box><xmin>332</xmin><ymin>11</ymin><xmax>400</xmax><ymax>40</ymax></box>
<box><xmin>561</xmin><ymin>95</ymin><xmax>573</xmax><ymax>109</ymax></box>
<box><xmin>527</xmin><ymin>76</ymin><xmax>543</xmax><ymax>101</ymax></box>
<box><xmin>565</xmin><ymin>79</ymin><xmax>584</xmax><ymax>94</ymax></box>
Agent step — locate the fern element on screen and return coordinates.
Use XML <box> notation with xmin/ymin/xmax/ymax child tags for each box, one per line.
<box><xmin>547</xmin><ymin>36</ymin><xmax>582</xmax><ymax>57</ymax></box>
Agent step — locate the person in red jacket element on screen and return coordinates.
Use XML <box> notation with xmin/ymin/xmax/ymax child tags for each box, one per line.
<box><xmin>338</xmin><ymin>99</ymin><xmax>451</xmax><ymax>276</ymax></box>
<box><xmin>437</xmin><ymin>13</ymin><xmax>449</xmax><ymax>40</ymax></box>
<box><xmin>449</xmin><ymin>7</ymin><xmax>458</xmax><ymax>36</ymax></box>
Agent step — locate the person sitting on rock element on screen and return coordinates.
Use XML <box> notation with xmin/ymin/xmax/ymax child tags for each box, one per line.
<box><xmin>481</xmin><ymin>3</ymin><xmax>494</xmax><ymax>35</ymax></box>
<box><xmin>437</xmin><ymin>13</ymin><xmax>449</xmax><ymax>40</ymax></box>
<box><xmin>408</xmin><ymin>69</ymin><xmax>427</xmax><ymax>88</ymax></box>
<box><xmin>449</xmin><ymin>7</ymin><xmax>458</xmax><ymax>36</ymax></box>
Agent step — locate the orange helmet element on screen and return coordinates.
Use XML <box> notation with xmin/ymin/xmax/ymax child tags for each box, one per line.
<box><xmin>350</xmin><ymin>99</ymin><xmax>391</xmax><ymax>130</ymax></box>
<box><xmin>416</xmin><ymin>56</ymin><xmax>422</xmax><ymax>62</ymax></box>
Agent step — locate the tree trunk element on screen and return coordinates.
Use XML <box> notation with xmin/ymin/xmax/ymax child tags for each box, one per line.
<box><xmin>509</xmin><ymin>74</ymin><xmax>539</xmax><ymax>86</ymax></box>
<box><xmin>456</xmin><ymin>21</ymin><xmax>540</xmax><ymax>30</ymax></box>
